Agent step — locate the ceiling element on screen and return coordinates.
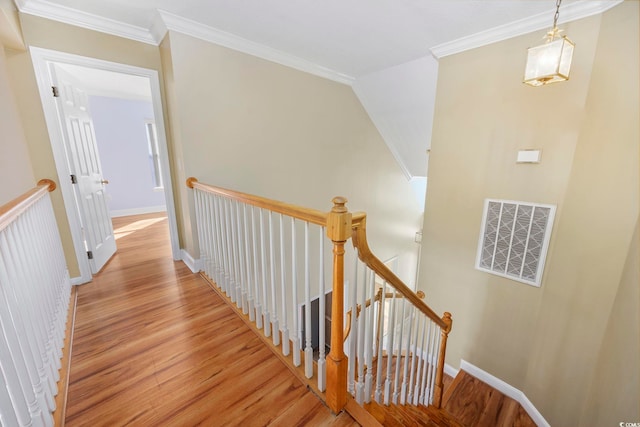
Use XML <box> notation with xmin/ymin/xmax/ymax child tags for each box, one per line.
<box><xmin>15</xmin><ymin>0</ymin><xmax>620</xmax><ymax>80</ymax></box>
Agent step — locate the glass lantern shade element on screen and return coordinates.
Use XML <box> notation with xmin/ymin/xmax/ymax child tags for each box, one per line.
<box><xmin>523</xmin><ymin>36</ymin><xmax>575</xmax><ymax>86</ymax></box>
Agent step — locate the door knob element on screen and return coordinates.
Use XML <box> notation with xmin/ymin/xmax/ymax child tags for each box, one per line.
<box><xmin>101</xmin><ymin>179</ymin><xmax>109</xmax><ymax>185</ymax></box>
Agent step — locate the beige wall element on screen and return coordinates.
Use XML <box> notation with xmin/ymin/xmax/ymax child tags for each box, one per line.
<box><xmin>0</xmin><ymin>45</ymin><xmax>34</xmax><ymax>204</ymax></box>
<box><xmin>419</xmin><ymin>1</ymin><xmax>639</xmax><ymax>425</ymax></box>
<box><xmin>6</xmin><ymin>14</ymin><xmax>165</xmax><ymax>277</ymax></box>
<box><xmin>162</xmin><ymin>31</ymin><xmax>423</xmax><ymax>283</ymax></box>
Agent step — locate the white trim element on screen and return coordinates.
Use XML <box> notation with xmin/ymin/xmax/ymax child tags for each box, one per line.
<box><xmin>16</xmin><ymin>0</ymin><xmax>155</xmax><ymax>45</ymax></box>
<box><xmin>70</xmin><ymin>275</ymin><xmax>90</xmax><ymax>286</ymax></box>
<box><xmin>29</xmin><ymin>47</ymin><xmax>182</xmax><ymax>284</ymax></box>
<box><xmin>460</xmin><ymin>359</ymin><xmax>550</xmax><ymax>427</ymax></box>
<box><xmin>153</xmin><ymin>10</ymin><xmax>354</xmax><ymax>85</ymax></box>
<box><xmin>180</xmin><ymin>249</ymin><xmax>202</xmax><ymax>273</ymax></box>
<box><xmin>430</xmin><ymin>0</ymin><xmax>623</xmax><ymax>58</ymax></box>
<box><xmin>110</xmin><ymin>205</ymin><xmax>166</xmax><ymax>218</ymax></box>
<box><xmin>444</xmin><ymin>362</ymin><xmax>458</xmax><ymax>379</ymax></box>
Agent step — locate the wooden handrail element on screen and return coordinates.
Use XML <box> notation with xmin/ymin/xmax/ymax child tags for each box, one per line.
<box><xmin>187</xmin><ymin>177</ymin><xmax>328</xmax><ymax>226</ymax></box>
<box><xmin>351</xmin><ymin>216</ymin><xmax>450</xmax><ymax>332</ymax></box>
<box><xmin>0</xmin><ymin>179</ymin><xmax>56</xmax><ymax>232</ymax></box>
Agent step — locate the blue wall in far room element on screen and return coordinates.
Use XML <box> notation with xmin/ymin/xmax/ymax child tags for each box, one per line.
<box><xmin>89</xmin><ymin>95</ymin><xmax>165</xmax><ymax>216</ymax></box>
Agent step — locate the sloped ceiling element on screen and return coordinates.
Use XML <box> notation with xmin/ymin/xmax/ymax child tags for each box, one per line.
<box><xmin>14</xmin><ymin>0</ymin><xmax>623</xmax><ymax>178</ymax></box>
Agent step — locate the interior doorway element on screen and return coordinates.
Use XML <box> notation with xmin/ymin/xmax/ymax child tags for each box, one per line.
<box><xmin>30</xmin><ymin>47</ymin><xmax>180</xmax><ymax>284</ymax></box>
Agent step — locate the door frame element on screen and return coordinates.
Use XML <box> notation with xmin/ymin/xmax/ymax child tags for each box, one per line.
<box><xmin>30</xmin><ymin>46</ymin><xmax>181</xmax><ymax>284</ymax></box>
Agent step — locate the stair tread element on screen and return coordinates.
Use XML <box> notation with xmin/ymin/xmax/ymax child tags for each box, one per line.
<box><xmin>363</xmin><ymin>400</ymin><xmax>462</xmax><ymax>427</ymax></box>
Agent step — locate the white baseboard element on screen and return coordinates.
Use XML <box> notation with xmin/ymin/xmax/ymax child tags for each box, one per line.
<box><xmin>70</xmin><ymin>276</ymin><xmax>90</xmax><ymax>285</ymax></box>
<box><xmin>460</xmin><ymin>359</ymin><xmax>549</xmax><ymax>427</ymax></box>
<box><xmin>444</xmin><ymin>362</ymin><xmax>459</xmax><ymax>379</ymax></box>
<box><xmin>110</xmin><ymin>205</ymin><xmax>166</xmax><ymax>217</ymax></box>
<box><xmin>180</xmin><ymin>249</ymin><xmax>202</xmax><ymax>273</ymax></box>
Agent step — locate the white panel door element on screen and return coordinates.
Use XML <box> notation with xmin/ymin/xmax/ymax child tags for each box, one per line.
<box><xmin>50</xmin><ymin>63</ymin><xmax>116</xmax><ymax>274</ymax></box>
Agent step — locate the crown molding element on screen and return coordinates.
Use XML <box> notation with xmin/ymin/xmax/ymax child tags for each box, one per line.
<box><xmin>16</xmin><ymin>0</ymin><xmax>156</xmax><ymax>45</ymax></box>
<box><xmin>15</xmin><ymin>0</ymin><xmax>354</xmax><ymax>85</ymax></box>
<box><xmin>430</xmin><ymin>0</ymin><xmax>623</xmax><ymax>58</ymax></box>
<box><xmin>153</xmin><ymin>10</ymin><xmax>354</xmax><ymax>85</ymax></box>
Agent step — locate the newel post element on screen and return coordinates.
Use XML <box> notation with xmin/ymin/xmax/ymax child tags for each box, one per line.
<box><xmin>325</xmin><ymin>196</ymin><xmax>352</xmax><ymax>414</ymax></box>
<box><xmin>433</xmin><ymin>312</ymin><xmax>453</xmax><ymax>408</ymax></box>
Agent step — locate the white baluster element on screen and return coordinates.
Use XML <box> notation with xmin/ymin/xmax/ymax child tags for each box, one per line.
<box><xmin>348</xmin><ymin>255</ymin><xmax>358</xmax><ymax>394</ymax></box>
<box><xmin>304</xmin><ymin>221</ymin><xmax>313</xmax><ymax>378</ymax></box>
<box><xmin>374</xmin><ymin>282</ymin><xmax>386</xmax><ymax>403</ymax></box>
<box><xmin>427</xmin><ymin>322</ymin><xmax>442</xmax><ymax>405</ymax></box>
<box><xmin>244</xmin><ymin>204</ymin><xmax>255</xmax><ymax>320</ymax></box>
<box><xmin>231</xmin><ymin>201</ymin><xmax>242</xmax><ymax>305</ymax></box>
<box><xmin>236</xmin><ymin>202</ymin><xmax>248</xmax><ymax>314</ymax></box>
<box><xmin>252</xmin><ymin>207</ymin><xmax>262</xmax><ymax>328</ymax></box>
<box><xmin>279</xmin><ymin>214</ymin><xmax>289</xmax><ymax>356</ymax></box>
<box><xmin>364</xmin><ymin>267</ymin><xmax>376</xmax><ymax>403</ymax></box>
<box><xmin>0</xmin><ymin>372</ymin><xmax>20</xmax><ymax>427</ymax></box>
<box><xmin>291</xmin><ymin>218</ymin><xmax>300</xmax><ymax>367</ymax></box>
<box><xmin>225</xmin><ymin>199</ymin><xmax>237</xmax><ymax>303</ymax></box>
<box><xmin>356</xmin><ymin>261</ymin><xmax>367</xmax><ymax>404</ymax></box>
<box><xmin>400</xmin><ymin>305</ymin><xmax>415</xmax><ymax>404</ymax></box>
<box><xmin>392</xmin><ymin>298</ymin><xmax>407</xmax><ymax>404</ymax></box>
<box><xmin>412</xmin><ymin>316</ymin><xmax>427</xmax><ymax>405</ymax></box>
<box><xmin>268</xmin><ymin>212</ymin><xmax>279</xmax><ymax>346</ymax></box>
<box><xmin>418</xmin><ymin>319</ymin><xmax>433</xmax><ymax>405</ymax></box>
<box><xmin>242</xmin><ymin>204</ymin><xmax>251</xmax><ymax>315</ymax></box>
<box><xmin>259</xmin><ymin>209</ymin><xmax>270</xmax><ymax>337</ymax></box>
<box><xmin>384</xmin><ymin>287</ymin><xmax>397</xmax><ymax>405</ymax></box>
<box><xmin>317</xmin><ymin>227</ymin><xmax>326</xmax><ymax>392</ymax></box>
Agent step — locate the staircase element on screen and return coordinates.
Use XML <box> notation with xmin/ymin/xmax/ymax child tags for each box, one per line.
<box><xmin>357</xmin><ymin>369</ymin><xmax>538</xmax><ymax>427</ymax></box>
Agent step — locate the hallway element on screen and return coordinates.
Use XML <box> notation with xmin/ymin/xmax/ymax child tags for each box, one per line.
<box><xmin>63</xmin><ymin>213</ymin><xmax>356</xmax><ymax>426</ymax></box>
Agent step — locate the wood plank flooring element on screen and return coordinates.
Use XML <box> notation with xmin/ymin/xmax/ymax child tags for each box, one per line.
<box><xmin>64</xmin><ymin>213</ymin><xmax>356</xmax><ymax>426</ymax></box>
<box><xmin>442</xmin><ymin>371</ymin><xmax>536</xmax><ymax>427</ymax></box>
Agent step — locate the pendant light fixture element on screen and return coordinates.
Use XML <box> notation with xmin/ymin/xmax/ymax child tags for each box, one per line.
<box><xmin>523</xmin><ymin>0</ymin><xmax>574</xmax><ymax>87</ymax></box>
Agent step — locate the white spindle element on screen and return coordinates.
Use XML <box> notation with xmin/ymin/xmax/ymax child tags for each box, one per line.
<box><xmin>231</xmin><ymin>201</ymin><xmax>242</xmax><ymax>306</ymax></box>
<box><xmin>392</xmin><ymin>298</ymin><xmax>406</xmax><ymax>404</ymax></box>
<box><xmin>268</xmin><ymin>212</ymin><xmax>279</xmax><ymax>345</ymax></box>
<box><xmin>364</xmin><ymin>268</ymin><xmax>376</xmax><ymax>403</ymax></box>
<box><xmin>279</xmin><ymin>214</ymin><xmax>289</xmax><ymax>356</ymax></box>
<box><xmin>374</xmin><ymin>282</ymin><xmax>386</xmax><ymax>403</ymax></box>
<box><xmin>218</xmin><ymin>196</ymin><xmax>231</xmax><ymax>293</ymax></box>
<box><xmin>244</xmin><ymin>204</ymin><xmax>254</xmax><ymax>320</ymax></box>
<box><xmin>236</xmin><ymin>201</ymin><xmax>246</xmax><ymax>306</ymax></box>
<box><xmin>400</xmin><ymin>305</ymin><xmax>415</xmax><ymax>404</ymax></box>
<box><xmin>225</xmin><ymin>199</ymin><xmax>237</xmax><ymax>303</ymax></box>
<box><xmin>384</xmin><ymin>287</ymin><xmax>397</xmax><ymax>405</ymax></box>
<box><xmin>355</xmin><ymin>262</ymin><xmax>367</xmax><ymax>404</ymax></box>
<box><xmin>291</xmin><ymin>218</ymin><xmax>300</xmax><ymax>367</ymax></box>
<box><xmin>259</xmin><ymin>209</ymin><xmax>270</xmax><ymax>337</ymax></box>
<box><xmin>317</xmin><ymin>226</ymin><xmax>326</xmax><ymax>391</ymax></box>
<box><xmin>347</xmin><ymin>255</ymin><xmax>357</xmax><ymax>394</ymax></box>
<box><xmin>252</xmin><ymin>207</ymin><xmax>262</xmax><ymax>328</ymax></box>
<box><xmin>304</xmin><ymin>221</ymin><xmax>313</xmax><ymax>378</ymax></box>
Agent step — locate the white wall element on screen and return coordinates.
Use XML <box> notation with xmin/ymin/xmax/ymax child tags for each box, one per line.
<box><xmin>352</xmin><ymin>55</ymin><xmax>439</xmax><ymax>180</ymax></box>
<box><xmin>90</xmin><ymin>95</ymin><xmax>166</xmax><ymax>216</ymax></box>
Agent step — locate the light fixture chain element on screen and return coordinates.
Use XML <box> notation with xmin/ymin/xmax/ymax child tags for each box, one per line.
<box><xmin>553</xmin><ymin>0</ymin><xmax>562</xmax><ymax>29</ymax></box>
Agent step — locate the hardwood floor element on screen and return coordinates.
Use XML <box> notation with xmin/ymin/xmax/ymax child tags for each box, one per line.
<box><xmin>64</xmin><ymin>213</ymin><xmax>356</xmax><ymax>426</ymax></box>
<box><xmin>442</xmin><ymin>371</ymin><xmax>536</xmax><ymax>427</ymax></box>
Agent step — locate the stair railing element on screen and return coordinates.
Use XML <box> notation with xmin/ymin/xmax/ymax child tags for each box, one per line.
<box><xmin>186</xmin><ymin>178</ymin><xmax>451</xmax><ymax>414</ymax></box>
<box><xmin>0</xmin><ymin>179</ymin><xmax>72</xmax><ymax>427</ymax></box>
<box><xmin>347</xmin><ymin>215</ymin><xmax>452</xmax><ymax>409</ymax></box>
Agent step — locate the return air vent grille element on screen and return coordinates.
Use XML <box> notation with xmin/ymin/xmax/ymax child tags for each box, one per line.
<box><xmin>476</xmin><ymin>199</ymin><xmax>556</xmax><ymax>287</ymax></box>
